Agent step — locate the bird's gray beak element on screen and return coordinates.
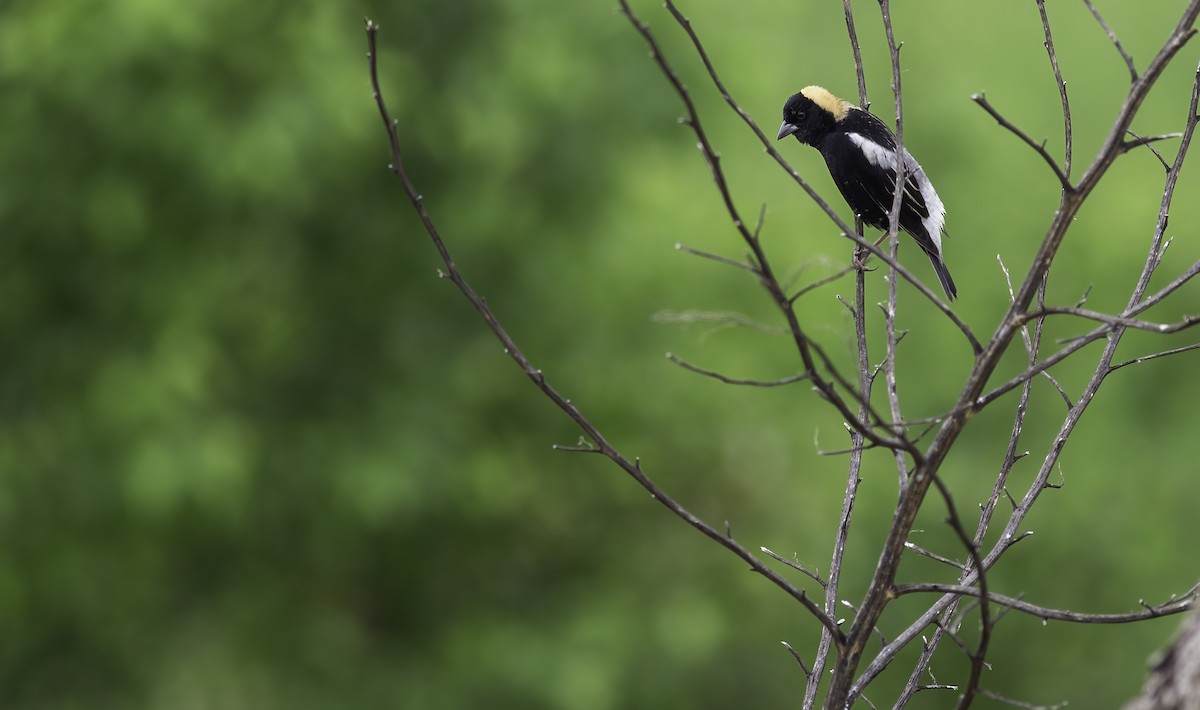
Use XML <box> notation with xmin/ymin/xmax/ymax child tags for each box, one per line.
<box><xmin>777</xmin><ymin>122</ymin><xmax>799</xmax><ymax>140</ymax></box>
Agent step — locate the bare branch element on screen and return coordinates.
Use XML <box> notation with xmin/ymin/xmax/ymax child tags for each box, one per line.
<box><xmin>841</xmin><ymin>0</ymin><xmax>868</xmax><ymax>107</ymax></box>
<box><xmin>895</xmin><ymin>584</ymin><xmax>1196</xmax><ymax>624</ymax></box>
<box><xmin>840</xmin><ymin>598</ymin><xmax>888</xmax><ymax>647</ymax></box>
<box><xmin>980</xmin><ymin>689</ymin><xmax>1069</xmax><ymax>710</ymax></box>
<box><xmin>917</xmin><ymin>684</ymin><xmax>959</xmax><ymax>693</ymax></box>
<box><xmin>751</xmin><ymin>201</ymin><xmax>767</xmax><ymax>241</ymax></box>
<box><xmin>1083</xmin><ymin>0</ymin><xmax>1138</xmax><ymax>82</ymax></box>
<box><xmin>1109</xmin><ymin>342</ymin><xmax>1200</xmax><ymax>373</ymax></box>
<box><xmin>856</xmin><ymin>241</ymin><xmax>982</xmax><ymax>353</ymax></box>
<box><xmin>972</xmin><ymin>328</ymin><xmax>1098</xmax><ymax>411</ymax></box>
<box><xmin>667</xmin><ymin>353</ymin><xmax>809</xmax><ymax>387</ymax></box>
<box><xmin>379</xmin><ymin>1</ymin><xmax>1200</xmax><ymax>705</ymax></box>
<box><xmin>926</xmin><ymin>474</ymin><xmax>991</xmax><ymax>710</ymax></box>
<box><xmin>761</xmin><ymin>546</ymin><xmax>827</xmax><ymax>588</ymax></box>
<box><xmin>1127</xmin><ymin>129</ymin><xmax>1174</xmax><ymax>171</ymax></box>
<box><xmin>781</xmin><ymin>640</ymin><xmax>813</xmax><ymax>679</ymax></box>
<box><xmin>806</xmin><ymin>2</ymin><xmax>874</xmax><ymax>696</ymax></box>
<box><xmin>789</xmin><ymin>264</ymin><xmax>857</xmax><ymax>303</ymax></box>
<box><xmin>972</xmin><ymin>93</ymin><xmax>1072</xmax><ymax>189</ymax></box>
<box><xmin>808</xmin><ymin>268</ymin><xmax>871</xmax><ymax>705</ymax></box>
<box><xmin>1135</xmin><ymin>258</ymin><xmax>1200</xmax><ymax>312</ymax></box>
<box><xmin>889</xmin><ymin>64</ymin><xmax>1200</xmax><ymax>702</ymax></box>
<box><xmin>1037</xmin><ymin>0</ymin><xmax>1073</xmax><ymax>178</ymax></box>
<box><xmin>366</xmin><ymin>16</ymin><xmax>846</xmax><ymax>644</ymax></box>
<box><xmin>958</xmin><ymin>256</ymin><xmax>1200</xmax><ymax>415</ymax></box>
<box><xmin>934</xmin><ymin>616</ymin><xmax>977</xmax><ymax>659</ymax></box>
<box><xmin>552</xmin><ymin>440</ymin><xmax>602</xmax><ymax>454</ymax></box>
<box><xmin>999</xmin><ymin>254</ymin><xmax>1072</xmax><ymax>408</ymax></box>
<box><xmin>1018</xmin><ymin>306</ymin><xmax>1200</xmax><ymax>334</ymax></box>
<box><xmin>878</xmin><ymin>0</ymin><xmax>912</xmax><ymax>490</ymax></box>
<box><xmin>904</xmin><ymin>541</ymin><xmax>965</xmax><ymax>571</ymax></box>
<box><xmin>1122</xmin><ymin>131</ymin><xmax>1184</xmax><ymax>153</ymax></box>
<box><xmin>675</xmin><ymin>243</ymin><xmax>759</xmax><ymax>275</ymax></box>
<box><xmin>817</xmin><ymin>441</ymin><xmax>883</xmax><ymax>458</ymax></box>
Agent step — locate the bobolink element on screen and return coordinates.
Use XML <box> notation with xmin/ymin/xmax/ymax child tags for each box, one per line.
<box><xmin>777</xmin><ymin>86</ymin><xmax>956</xmax><ymax>300</ymax></box>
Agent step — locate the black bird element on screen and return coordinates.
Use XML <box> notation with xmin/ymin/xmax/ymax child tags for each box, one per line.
<box><xmin>777</xmin><ymin>86</ymin><xmax>957</xmax><ymax>300</ymax></box>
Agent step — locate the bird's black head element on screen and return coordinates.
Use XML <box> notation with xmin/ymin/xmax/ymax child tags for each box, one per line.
<box><xmin>777</xmin><ymin>86</ymin><xmax>848</xmax><ymax>145</ymax></box>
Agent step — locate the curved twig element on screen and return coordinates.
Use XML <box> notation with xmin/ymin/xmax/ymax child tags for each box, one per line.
<box><xmin>1083</xmin><ymin>0</ymin><xmax>1138</xmax><ymax>82</ymax></box>
<box><xmin>972</xmin><ymin>93</ymin><xmax>1072</xmax><ymax>189</ymax></box>
<box><xmin>1037</xmin><ymin>0</ymin><xmax>1073</xmax><ymax>179</ymax></box>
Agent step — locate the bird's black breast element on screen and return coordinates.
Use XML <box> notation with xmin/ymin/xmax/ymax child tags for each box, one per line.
<box><xmin>816</xmin><ymin>128</ymin><xmax>934</xmax><ymax>246</ymax></box>
<box><xmin>817</xmin><ymin>132</ymin><xmax>894</xmax><ymax>231</ymax></box>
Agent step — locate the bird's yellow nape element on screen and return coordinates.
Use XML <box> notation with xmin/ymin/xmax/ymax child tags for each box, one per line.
<box><xmin>800</xmin><ymin>86</ymin><xmax>851</xmax><ymax>121</ymax></box>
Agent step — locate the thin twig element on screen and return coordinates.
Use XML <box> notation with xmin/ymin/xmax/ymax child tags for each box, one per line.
<box><xmin>789</xmin><ymin>264</ymin><xmax>857</xmax><ymax>303</ymax></box>
<box><xmin>979</xmin><ymin>689</ymin><xmax>1068</xmax><ymax>710</ymax></box>
<box><xmin>667</xmin><ymin>353</ymin><xmax>810</xmax><ymax>387</ymax></box>
<box><xmin>552</xmin><ymin>442</ymin><xmax>603</xmax><ymax>454</ymax></box>
<box><xmin>1122</xmin><ymin>131</ymin><xmax>1185</xmax><ymax>152</ymax></box>
<box><xmin>972</xmin><ymin>94</ymin><xmax>1072</xmax><ymax>189</ymax></box>
<box><xmin>805</xmin><ymin>0</ymin><xmax>875</xmax><ymax>696</ymax></box>
<box><xmin>808</xmin><ymin>266</ymin><xmax>871</xmax><ymax>706</ymax></box>
<box><xmin>933</xmin><ymin>616</ymin><xmax>976</xmax><ymax>658</ymax></box>
<box><xmin>1037</xmin><ymin>0</ymin><xmax>1073</xmax><ymax>179</ymax></box>
<box><xmin>926</xmin><ymin>474</ymin><xmax>991</xmax><ymax>710</ymax></box>
<box><xmin>894</xmin><ymin>584</ymin><xmax>1196</xmax><ymax>623</ymax></box>
<box><xmin>879</xmin><ymin>0</ymin><xmax>911</xmax><ymax>491</ymax></box>
<box><xmin>782</xmin><ymin>640</ymin><xmax>813</xmax><ymax>678</ymax></box>
<box><xmin>905</xmin><ymin>541</ymin><xmax>964</xmax><ymax>570</ymax></box>
<box><xmin>842</xmin><ymin>0</ymin><xmax>868</xmax><ymax>108</ymax></box>
<box><xmin>675</xmin><ymin>243</ymin><xmax>759</xmax><ymax>274</ymax></box>
<box><xmin>761</xmin><ymin>546</ymin><xmax>827</xmax><ymax>588</ymax></box>
<box><xmin>1001</xmin><ymin>256</ymin><xmax>1073</xmax><ymax>408</ymax></box>
<box><xmin>917</xmin><ymin>684</ymin><xmax>960</xmax><ymax>693</ymax></box>
<box><xmin>1109</xmin><ymin>342</ymin><xmax>1200</xmax><ymax>372</ymax></box>
<box><xmin>817</xmin><ymin>441</ymin><xmax>883</xmax><ymax>458</ymax></box>
<box><xmin>938</xmin><ymin>257</ymin><xmax>1200</xmax><ymax>417</ymax></box>
<box><xmin>840</xmin><ymin>598</ymin><xmax>889</xmax><ymax>647</ymax></box>
<box><xmin>1083</xmin><ymin>0</ymin><xmax>1138</xmax><ymax>82</ymax></box>
<box><xmin>1017</xmin><ymin>306</ymin><xmax>1200</xmax><ymax>333</ymax></box>
<box><xmin>1127</xmin><ymin>129</ymin><xmax>1173</xmax><ymax>171</ymax></box>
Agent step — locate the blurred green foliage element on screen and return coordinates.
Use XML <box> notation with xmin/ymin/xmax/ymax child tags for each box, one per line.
<box><xmin>2</xmin><ymin>0</ymin><xmax>1199</xmax><ymax>707</ymax></box>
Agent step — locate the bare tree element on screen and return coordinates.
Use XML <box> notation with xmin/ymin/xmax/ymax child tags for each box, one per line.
<box><xmin>366</xmin><ymin>1</ymin><xmax>1200</xmax><ymax>706</ymax></box>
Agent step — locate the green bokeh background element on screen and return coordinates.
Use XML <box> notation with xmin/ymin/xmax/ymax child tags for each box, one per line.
<box><xmin>4</xmin><ymin>0</ymin><xmax>1199</xmax><ymax>707</ymax></box>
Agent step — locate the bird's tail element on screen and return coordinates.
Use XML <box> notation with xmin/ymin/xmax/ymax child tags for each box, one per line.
<box><xmin>926</xmin><ymin>253</ymin><xmax>958</xmax><ymax>301</ymax></box>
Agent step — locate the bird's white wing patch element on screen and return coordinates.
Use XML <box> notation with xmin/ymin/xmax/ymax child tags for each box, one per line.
<box><xmin>913</xmin><ymin>164</ymin><xmax>945</xmax><ymax>253</ymax></box>
<box><xmin>847</xmin><ymin>133</ymin><xmax>898</xmax><ymax>170</ymax></box>
<box><xmin>847</xmin><ymin>133</ymin><xmax>946</xmax><ymax>254</ymax></box>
